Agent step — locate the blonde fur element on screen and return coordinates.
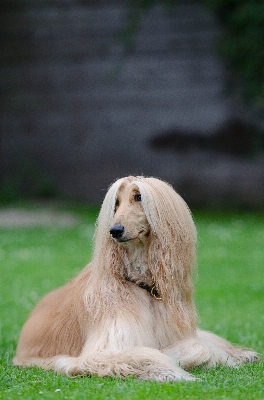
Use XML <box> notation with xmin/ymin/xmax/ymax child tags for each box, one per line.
<box><xmin>13</xmin><ymin>176</ymin><xmax>258</xmax><ymax>382</ymax></box>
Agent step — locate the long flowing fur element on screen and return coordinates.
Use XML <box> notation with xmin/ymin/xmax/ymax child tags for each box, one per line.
<box><xmin>13</xmin><ymin>176</ymin><xmax>258</xmax><ymax>382</ymax></box>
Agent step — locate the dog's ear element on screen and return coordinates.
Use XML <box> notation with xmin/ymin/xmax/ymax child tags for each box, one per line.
<box><xmin>93</xmin><ymin>177</ymin><xmax>133</xmax><ymax>279</ymax></box>
<box><xmin>93</xmin><ymin>178</ymin><xmax>125</xmax><ymax>262</ymax></box>
<box><xmin>136</xmin><ymin>178</ymin><xmax>198</xmax><ymax>337</ymax></box>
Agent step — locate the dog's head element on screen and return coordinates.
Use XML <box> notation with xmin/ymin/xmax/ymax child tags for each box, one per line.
<box><xmin>109</xmin><ymin>179</ymin><xmax>150</xmax><ymax>245</ymax></box>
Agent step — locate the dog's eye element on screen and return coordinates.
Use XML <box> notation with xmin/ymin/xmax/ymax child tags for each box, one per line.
<box><xmin>134</xmin><ymin>194</ymin><xmax>141</xmax><ymax>202</ymax></box>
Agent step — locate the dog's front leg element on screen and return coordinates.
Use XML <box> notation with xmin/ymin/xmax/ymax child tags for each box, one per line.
<box><xmin>162</xmin><ymin>336</ymin><xmax>237</xmax><ymax>370</ymax></box>
<box><xmin>196</xmin><ymin>330</ymin><xmax>259</xmax><ymax>363</ymax></box>
<box><xmin>54</xmin><ymin>347</ymin><xmax>197</xmax><ymax>382</ymax></box>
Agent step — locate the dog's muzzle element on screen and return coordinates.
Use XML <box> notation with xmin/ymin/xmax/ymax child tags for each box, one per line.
<box><xmin>110</xmin><ymin>224</ymin><xmax>125</xmax><ymax>240</ymax></box>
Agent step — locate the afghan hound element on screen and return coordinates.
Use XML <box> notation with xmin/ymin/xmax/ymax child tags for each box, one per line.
<box><xmin>13</xmin><ymin>176</ymin><xmax>258</xmax><ymax>382</ymax></box>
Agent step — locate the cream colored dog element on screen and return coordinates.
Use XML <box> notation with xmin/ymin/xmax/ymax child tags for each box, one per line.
<box><xmin>13</xmin><ymin>176</ymin><xmax>258</xmax><ymax>382</ymax></box>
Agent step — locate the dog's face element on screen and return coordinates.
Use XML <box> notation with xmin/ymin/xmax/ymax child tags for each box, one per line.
<box><xmin>110</xmin><ymin>181</ymin><xmax>150</xmax><ymax>245</ymax></box>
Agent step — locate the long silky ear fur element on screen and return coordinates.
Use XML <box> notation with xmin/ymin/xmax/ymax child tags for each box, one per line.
<box><xmin>135</xmin><ymin>177</ymin><xmax>198</xmax><ymax>337</ymax></box>
<box><xmin>93</xmin><ymin>177</ymin><xmax>125</xmax><ymax>270</ymax></box>
<box><xmin>84</xmin><ymin>178</ymin><xmax>132</xmax><ymax>321</ymax></box>
<box><xmin>93</xmin><ymin>176</ymin><xmax>136</xmax><ymax>279</ymax></box>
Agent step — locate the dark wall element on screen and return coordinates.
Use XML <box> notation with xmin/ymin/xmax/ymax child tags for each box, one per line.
<box><xmin>1</xmin><ymin>1</ymin><xmax>263</xmax><ymax>207</ymax></box>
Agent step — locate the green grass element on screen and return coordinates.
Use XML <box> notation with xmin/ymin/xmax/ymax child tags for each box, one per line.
<box><xmin>0</xmin><ymin>206</ymin><xmax>263</xmax><ymax>399</ymax></box>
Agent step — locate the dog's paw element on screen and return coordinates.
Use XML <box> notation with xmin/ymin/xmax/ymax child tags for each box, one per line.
<box><xmin>142</xmin><ymin>367</ymin><xmax>196</xmax><ymax>382</ymax></box>
<box><xmin>55</xmin><ymin>356</ymin><xmax>86</xmax><ymax>376</ymax></box>
<box><xmin>234</xmin><ymin>350</ymin><xmax>260</xmax><ymax>364</ymax></box>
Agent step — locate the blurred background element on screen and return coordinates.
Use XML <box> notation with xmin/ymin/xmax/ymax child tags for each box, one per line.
<box><xmin>1</xmin><ymin>0</ymin><xmax>264</xmax><ymax>208</ymax></box>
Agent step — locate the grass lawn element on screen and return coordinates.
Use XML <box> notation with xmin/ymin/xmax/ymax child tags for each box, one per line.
<box><xmin>0</xmin><ymin>205</ymin><xmax>263</xmax><ymax>399</ymax></box>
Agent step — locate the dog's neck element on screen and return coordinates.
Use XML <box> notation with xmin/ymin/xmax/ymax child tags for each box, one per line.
<box><xmin>124</xmin><ymin>243</ymin><xmax>153</xmax><ymax>285</ymax></box>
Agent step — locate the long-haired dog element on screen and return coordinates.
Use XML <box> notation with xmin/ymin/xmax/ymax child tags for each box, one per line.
<box><xmin>13</xmin><ymin>176</ymin><xmax>258</xmax><ymax>382</ymax></box>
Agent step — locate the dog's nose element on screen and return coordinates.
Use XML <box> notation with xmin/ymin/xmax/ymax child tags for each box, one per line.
<box><xmin>110</xmin><ymin>224</ymin><xmax>125</xmax><ymax>239</ymax></box>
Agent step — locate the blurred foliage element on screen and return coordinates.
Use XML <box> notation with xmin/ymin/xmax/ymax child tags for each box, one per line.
<box><xmin>204</xmin><ymin>0</ymin><xmax>264</xmax><ymax>110</ymax></box>
<box><xmin>125</xmin><ymin>0</ymin><xmax>264</xmax><ymax>111</ymax></box>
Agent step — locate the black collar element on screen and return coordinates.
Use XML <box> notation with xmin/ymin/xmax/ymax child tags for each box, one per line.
<box><xmin>125</xmin><ymin>277</ymin><xmax>161</xmax><ymax>300</ymax></box>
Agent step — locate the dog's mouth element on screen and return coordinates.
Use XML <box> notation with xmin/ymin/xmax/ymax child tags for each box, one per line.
<box><xmin>116</xmin><ymin>238</ymin><xmax>133</xmax><ymax>243</ymax></box>
<box><xmin>113</xmin><ymin>229</ymin><xmax>149</xmax><ymax>244</ymax></box>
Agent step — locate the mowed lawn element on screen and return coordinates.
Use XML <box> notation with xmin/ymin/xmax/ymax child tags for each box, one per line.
<box><xmin>0</xmin><ymin>206</ymin><xmax>263</xmax><ymax>400</ymax></box>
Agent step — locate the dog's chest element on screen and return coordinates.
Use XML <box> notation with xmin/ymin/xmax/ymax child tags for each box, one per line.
<box><xmin>96</xmin><ymin>293</ymin><xmax>176</xmax><ymax>353</ymax></box>
<box><xmin>84</xmin><ymin>291</ymin><xmax>160</xmax><ymax>353</ymax></box>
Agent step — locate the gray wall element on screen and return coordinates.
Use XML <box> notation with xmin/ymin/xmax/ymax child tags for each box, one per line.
<box><xmin>1</xmin><ymin>1</ymin><xmax>264</xmax><ymax>206</ymax></box>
